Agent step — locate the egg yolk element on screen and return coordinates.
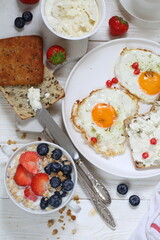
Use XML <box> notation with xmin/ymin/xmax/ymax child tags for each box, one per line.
<box><xmin>92</xmin><ymin>103</ymin><xmax>116</xmax><ymax>128</ymax></box>
<box><xmin>138</xmin><ymin>71</ymin><xmax>160</xmax><ymax>95</ymax></box>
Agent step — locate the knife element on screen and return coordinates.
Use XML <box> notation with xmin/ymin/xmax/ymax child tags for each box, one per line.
<box><xmin>36</xmin><ymin>106</ymin><xmax>111</xmax><ymax>205</ymax></box>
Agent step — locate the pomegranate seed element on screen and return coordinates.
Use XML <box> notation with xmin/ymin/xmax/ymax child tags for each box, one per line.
<box><xmin>106</xmin><ymin>80</ymin><xmax>112</xmax><ymax>88</ymax></box>
<box><xmin>111</xmin><ymin>77</ymin><xmax>118</xmax><ymax>84</ymax></box>
<box><xmin>131</xmin><ymin>62</ymin><xmax>139</xmax><ymax>69</ymax></box>
<box><xmin>91</xmin><ymin>137</ymin><xmax>97</xmax><ymax>144</ymax></box>
<box><xmin>142</xmin><ymin>152</ymin><xmax>149</xmax><ymax>159</ymax></box>
<box><xmin>134</xmin><ymin>68</ymin><xmax>140</xmax><ymax>75</ymax></box>
<box><xmin>150</xmin><ymin>138</ymin><xmax>157</xmax><ymax>145</ymax></box>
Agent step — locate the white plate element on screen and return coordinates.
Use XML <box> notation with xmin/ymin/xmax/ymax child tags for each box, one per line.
<box><xmin>119</xmin><ymin>0</ymin><xmax>160</xmax><ymax>23</ymax></box>
<box><xmin>62</xmin><ymin>38</ymin><xmax>160</xmax><ymax>179</ymax></box>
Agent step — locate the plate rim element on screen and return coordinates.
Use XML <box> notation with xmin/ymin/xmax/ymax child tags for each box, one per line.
<box><xmin>62</xmin><ymin>37</ymin><xmax>160</xmax><ymax>179</ymax></box>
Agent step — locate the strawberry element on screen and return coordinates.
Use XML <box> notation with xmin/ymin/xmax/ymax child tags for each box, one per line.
<box><xmin>24</xmin><ymin>187</ymin><xmax>38</xmax><ymax>202</ymax></box>
<box><xmin>14</xmin><ymin>164</ymin><xmax>33</xmax><ymax>186</ymax></box>
<box><xmin>31</xmin><ymin>173</ymin><xmax>49</xmax><ymax>196</ymax></box>
<box><xmin>19</xmin><ymin>151</ymin><xmax>39</xmax><ymax>174</ymax></box>
<box><xmin>19</xmin><ymin>0</ymin><xmax>39</xmax><ymax>4</ymax></box>
<box><xmin>109</xmin><ymin>16</ymin><xmax>129</xmax><ymax>36</ymax></box>
<box><xmin>46</xmin><ymin>45</ymin><xmax>66</xmax><ymax>65</ymax></box>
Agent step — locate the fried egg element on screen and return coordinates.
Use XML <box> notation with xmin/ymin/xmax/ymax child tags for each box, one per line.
<box><xmin>71</xmin><ymin>88</ymin><xmax>139</xmax><ymax>157</ymax></box>
<box><xmin>115</xmin><ymin>48</ymin><xmax>160</xmax><ymax>103</ymax></box>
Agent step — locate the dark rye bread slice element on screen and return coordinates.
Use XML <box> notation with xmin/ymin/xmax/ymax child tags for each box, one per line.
<box><xmin>0</xmin><ymin>35</ymin><xmax>43</xmax><ymax>86</ymax></box>
<box><xmin>0</xmin><ymin>66</ymin><xmax>65</xmax><ymax>119</ymax></box>
<box><xmin>124</xmin><ymin>94</ymin><xmax>160</xmax><ymax>169</ymax></box>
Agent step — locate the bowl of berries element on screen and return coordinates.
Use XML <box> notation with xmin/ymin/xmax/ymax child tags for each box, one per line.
<box><xmin>4</xmin><ymin>141</ymin><xmax>79</xmax><ymax>214</ymax></box>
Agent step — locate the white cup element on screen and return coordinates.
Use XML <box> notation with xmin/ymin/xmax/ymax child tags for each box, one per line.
<box><xmin>3</xmin><ymin>141</ymin><xmax>81</xmax><ymax>215</ymax></box>
<box><xmin>133</xmin><ymin>0</ymin><xmax>160</xmax><ymax>21</ymax></box>
<box><xmin>41</xmin><ymin>0</ymin><xmax>106</xmax><ymax>40</ymax></box>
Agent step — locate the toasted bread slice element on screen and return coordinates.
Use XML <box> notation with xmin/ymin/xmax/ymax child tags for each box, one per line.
<box><xmin>0</xmin><ymin>66</ymin><xmax>65</xmax><ymax>120</ymax></box>
<box><xmin>124</xmin><ymin>95</ymin><xmax>160</xmax><ymax>168</ymax></box>
<box><xmin>0</xmin><ymin>35</ymin><xmax>43</xmax><ymax>86</ymax></box>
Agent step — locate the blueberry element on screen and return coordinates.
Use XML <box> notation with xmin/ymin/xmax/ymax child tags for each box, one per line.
<box><xmin>50</xmin><ymin>177</ymin><xmax>61</xmax><ymax>188</ymax></box>
<box><xmin>40</xmin><ymin>197</ymin><xmax>49</xmax><ymax>210</ymax></box>
<box><xmin>50</xmin><ymin>162</ymin><xmax>61</xmax><ymax>173</ymax></box>
<box><xmin>54</xmin><ymin>191</ymin><xmax>61</xmax><ymax>196</ymax></box>
<box><xmin>62</xmin><ymin>179</ymin><xmax>74</xmax><ymax>192</ymax></box>
<box><xmin>61</xmin><ymin>164</ymin><xmax>72</xmax><ymax>176</ymax></box>
<box><xmin>37</xmin><ymin>143</ymin><xmax>49</xmax><ymax>156</ymax></box>
<box><xmin>51</xmin><ymin>149</ymin><xmax>62</xmax><ymax>160</ymax></box>
<box><xmin>22</xmin><ymin>11</ymin><xmax>33</xmax><ymax>22</ymax></box>
<box><xmin>48</xmin><ymin>194</ymin><xmax>62</xmax><ymax>208</ymax></box>
<box><xmin>44</xmin><ymin>163</ymin><xmax>52</xmax><ymax>175</ymax></box>
<box><xmin>129</xmin><ymin>195</ymin><xmax>140</xmax><ymax>206</ymax></box>
<box><xmin>14</xmin><ymin>17</ymin><xmax>25</xmax><ymax>28</ymax></box>
<box><xmin>61</xmin><ymin>191</ymin><xmax>67</xmax><ymax>198</ymax></box>
<box><xmin>117</xmin><ymin>183</ymin><xmax>128</xmax><ymax>195</ymax></box>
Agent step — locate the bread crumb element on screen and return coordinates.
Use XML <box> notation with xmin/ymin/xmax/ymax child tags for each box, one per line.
<box><xmin>61</xmin><ymin>226</ymin><xmax>65</xmax><ymax>230</ymax></box>
<box><xmin>58</xmin><ymin>219</ymin><xmax>64</xmax><ymax>223</ymax></box>
<box><xmin>88</xmin><ymin>208</ymin><xmax>97</xmax><ymax>216</ymax></box>
<box><xmin>52</xmin><ymin>229</ymin><xmax>58</xmax><ymax>235</ymax></box>
<box><xmin>47</xmin><ymin>219</ymin><xmax>54</xmax><ymax>227</ymax></box>
<box><xmin>66</xmin><ymin>209</ymin><xmax>71</xmax><ymax>216</ymax></box>
<box><xmin>21</xmin><ymin>133</ymin><xmax>27</xmax><ymax>139</ymax></box>
<box><xmin>72</xmin><ymin>229</ymin><xmax>77</xmax><ymax>235</ymax></box>
<box><xmin>73</xmin><ymin>195</ymin><xmax>79</xmax><ymax>201</ymax></box>
<box><xmin>57</xmin><ymin>237</ymin><xmax>60</xmax><ymax>239</ymax></box>
<box><xmin>60</xmin><ymin>215</ymin><xmax>64</xmax><ymax>219</ymax></box>
<box><xmin>59</xmin><ymin>207</ymin><xmax>66</xmax><ymax>214</ymax></box>
<box><xmin>71</xmin><ymin>215</ymin><xmax>76</xmax><ymax>221</ymax></box>
<box><xmin>7</xmin><ymin>140</ymin><xmax>17</xmax><ymax>145</ymax></box>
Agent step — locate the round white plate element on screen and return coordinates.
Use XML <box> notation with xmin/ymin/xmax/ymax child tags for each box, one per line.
<box><xmin>62</xmin><ymin>38</ymin><xmax>160</xmax><ymax>179</ymax></box>
<box><xmin>119</xmin><ymin>0</ymin><xmax>160</xmax><ymax>23</ymax></box>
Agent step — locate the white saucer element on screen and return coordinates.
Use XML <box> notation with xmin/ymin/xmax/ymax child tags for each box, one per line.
<box><xmin>119</xmin><ymin>0</ymin><xmax>160</xmax><ymax>23</ymax></box>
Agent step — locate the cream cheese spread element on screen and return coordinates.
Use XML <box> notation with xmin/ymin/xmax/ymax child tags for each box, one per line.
<box><xmin>27</xmin><ymin>87</ymin><xmax>42</xmax><ymax>112</ymax></box>
<box><xmin>44</xmin><ymin>0</ymin><xmax>99</xmax><ymax>38</ymax></box>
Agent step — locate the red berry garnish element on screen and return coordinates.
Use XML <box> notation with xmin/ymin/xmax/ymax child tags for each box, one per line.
<box><xmin>150</xmin><ymin>138</ymin><xmax>157</xmax><ymax>145</ymax></box>
<box><xmin>106</xmin><ymin>80</ymin><xmax>112</xmax><ymax>88</ymax></box>
<box><xmin>131</xmin><ymin>62</ymin><xmax>139</xmax><ymax>69</ymax></box>
<box><xmin>134</xmin><ymin>68</ymin><xmax>140</xmax><ymax>75</ymax></box>
<box><xmin>91</xmin><ymin>137</ymin><xmax>97</xmax><ymax>144</ymax></box>
<box><xmin>142</xmin><ymin>152</ymin><xmax>149</xmax><ymax>159</ymax></box>
<box><xmin>111</xmin><ymin>77</ymin><xmax>118</xmax><ymax>84</ymax></box>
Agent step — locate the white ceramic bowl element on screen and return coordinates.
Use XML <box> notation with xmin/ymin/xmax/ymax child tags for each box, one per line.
<box><xmin>41</xmin><ymin>0</ymin><xmax>106</xmax><ymax>40</ymax></box>
<box><xmin>4</xmin><ymin>141</ymin><xmax>78</xmax><ymax>215</ymax></box>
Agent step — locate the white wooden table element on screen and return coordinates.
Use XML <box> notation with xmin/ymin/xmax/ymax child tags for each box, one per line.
<box><xmin>0</xmin><ymin>0</ymin><xmax>160</xmax><ymax>239</ymax></box>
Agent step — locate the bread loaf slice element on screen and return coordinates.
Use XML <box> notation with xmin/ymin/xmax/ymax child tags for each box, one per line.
<box><xmin>124</xmin><ymin>95</ymin><xmax>160</xmax><ymax>168</ymax></box>
<box><xmin>0</xmin><ymin>35</ymin><xmax>43</xmax><ymax>86</ymax></box>
<box><xmin>0</xmin><ymin>66</ymin><xmax>64</xmax><ymax>120</ymax></box>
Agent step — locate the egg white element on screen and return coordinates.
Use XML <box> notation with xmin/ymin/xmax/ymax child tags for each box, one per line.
<box><xmin>71</xmin><ymin>88</ymin><xmax>139</xmax><ymax>157</ymax></box>
<box><xmin>115</xmin><ymin>48</ymin><xmax>160</xmax><ymax>103</ymax></box>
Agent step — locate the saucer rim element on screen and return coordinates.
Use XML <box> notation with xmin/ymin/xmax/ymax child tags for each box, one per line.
<box><xmin>119</xmin><ymin>0</ymin><xmax>160</xmax><ymax>23</ymax></box>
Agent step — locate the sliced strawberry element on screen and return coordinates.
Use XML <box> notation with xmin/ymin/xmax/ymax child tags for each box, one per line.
<box><xmin>19</xmin><ymin>151</ymin><xmax>39</xmax><ymax>174</ymax></box>
<box><xmin>24</xmin><ymin>187</ymin><xmax>38</xmax><ymax>202</ymax></box>
<box><xmin>14</xmin><ymin>164</ymin><xmax>33</xmax><ymax>186</ymax></box>
<box><xmin>31</xmin><ymin>173</ymin><xmax>49</xmax><ymax>196</ymax></box>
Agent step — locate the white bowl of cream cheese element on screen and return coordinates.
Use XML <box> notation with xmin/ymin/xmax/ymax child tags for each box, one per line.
<box><xmin>41</xmin><ymin>0</ymin><xmax>106</xmax><ymax>40</ymax></box>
